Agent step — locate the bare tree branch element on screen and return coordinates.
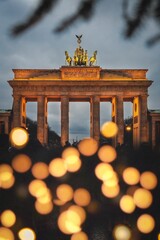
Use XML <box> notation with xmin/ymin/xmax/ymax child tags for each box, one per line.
<box><xmin>11</xmin><ymin>0</ymin><xmax>59</xmax><ymax>36</ymax></box>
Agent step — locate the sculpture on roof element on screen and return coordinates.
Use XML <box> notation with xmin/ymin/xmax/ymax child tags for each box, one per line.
<box><xmin>65</xmin><ymin>35</ymin><xmax>97</xmax><ymax>67</ymax></box>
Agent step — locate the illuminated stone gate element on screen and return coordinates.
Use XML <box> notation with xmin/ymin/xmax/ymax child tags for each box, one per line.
<box><xmin>8</xmin><ymin>66</ymin><xmax>152</xmax><ymax>147</ymax></box>
<box><xmin>8</xmin><ymin>37</ymin><xmax>152</xmax><ymax>147</ymax></box>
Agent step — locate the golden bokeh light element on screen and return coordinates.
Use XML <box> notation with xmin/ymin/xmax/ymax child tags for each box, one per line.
<box><xmin>0</xmin><ymin>175</ymin><xmax>15</xmax><ymax>189</ymax></box>
<box><xmin>101</xmin><ymin>121</ymin><xmax>118</xmax><ymax>138</ymax></box>
<box><xmin>98</xmin><ymin>145</ymin><xmax>117</xmax><ymax>163</ymax></box>
<box><xmin>113</xmin><ymin>224</ymin><xmax>131</xmax><ymax>240</ymax></box>
<box><xmin>119</xmin><ymin>195</ymin><xmax>136</xmax><ymax>214</ymax></box>
<box><xmin>73</xmin><ymin>188</ymin><xmax>91</xmax><ymax>207</ymax></box>
<box><xmin>64</xmin><ymin>157</ymin><xmax>82</xmax><ymax>173</ymax></box>
<box><xmin>71</xmin><ymin>231</ymin><xmax>88</xmax><ymax>240</ymax></box>
<box><xmin>140</xmin><ymin>171</ymin><xmax>158</xmax><ymax>190</ymax></box>
<box><xmin>49</xmin><ymin>158</ymin><xmax>67</xmax><ymax>177</ymax></box>
<box><xmin>28</xmin><ymin>179</ymin><xmax>47</xmax><ymax>197</ymax></box>
<box><xmin>95</xmin><ymin>163</ymin><xmax>113</xmax><ymax>181</ymax></box>
<box><xmin>77</xmin><ymin>138</ymin><xmax>99</xmax><ymax>156</ymax></box>
<box><xmin>101</xmin><ymin>183</ymin><xmax>120</xmax><ymax>198</ymax></box>
<box><xmin>69</xmin><ymin>205</ymin><xmax>86</xmax><ymax>224</ymax></box>
<box><xmin>9</xmin><ymin>127</ymin><xmax>29</xmax><ymax>149</ymax></box>
<box><xmin>1</xmin><ymin>210</ymin><xmax>16</xmax><ymax>227</ymax></box>
<box><xmin>133</xmin><ymin>188</ymin><xmax>153</xmax><ymax>209</ymax></box>
<box><xmin>58</xmin><ymin>211</ymin><xmax>81</xmax><ymax>235</ymax></box>
<box><xmin>18</xmin><ymin>228</ymin><xmax>36</xmax><ymax>240</ymax></box>
<box><xmin>31</xmin><ymin>162</ymin><xmax>49</xmax><ymax>179</ymax></box>
<box><xmin>122</xmin><ymin>167</ymin><xmax>140</xmax><ymax>185</ymax></box>
<box><xmin>137</xmin><ymin>214</ymin><xmax>155</xmax><ymax>234</ymax></box>
<box><xmin>35</xmin><ymin>199</ymin><xmax>53</xmax><ymax>215</ymax></box>
<box><xmin>62</xmin><ymin>147</ymin><xmax>80</xmax><ymax>162</ymax></box>
<box><xmin>12</xmin><ymin>154</ymin><xmax>32</xmax><ymax>173</ymax></box>
<box><xmin>104</xmin><ymin>172</ymin><xmax>119</xmax><ymax>187</ymax></box>
<box><xmin>37</xmin><ymin>188</ymin><xmax>52</xmax><ymax>204</ymax></box>
<box><xmin>56</xmin><ymin>184</ymin><xmax>74</xmax><ymax>202</ymax></box>
<box><xmin>0</xmin><ymin>227</ymin><xmax>14</xmax><ymax>240</ymax></box>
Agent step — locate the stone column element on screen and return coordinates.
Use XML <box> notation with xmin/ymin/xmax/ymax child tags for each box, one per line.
<box><xmin>12</xmin><ymin>95</ymin><xmax>21</xmax><ymax>128</ymax></box>
<box><xmin>151</xmin><ymin>119</ymin><xmax>156</xmax><ymax>147</ymax></box>
<box><xmin>115</xmin><ymin>96</ymin><xmax>124</xmax><ymax>145</ymax></box>
<box><xmin>140</xmin><ymin>94</ymin><xmax>148</xmax><ymax>143</ymax></box>
<box><xmin>133</xmin><ymin>96</ymin><xmax>140</xmax><ymax>148</ymax></box>
<box><xmin>91</xmin><ymin>96</ymin><xmax>100</xmax><ymax>141</ymax></box>
<box><xmin>37</xmin><ymin>96</ymin><xmax>48</xmax><ymax>145</ymax></box>
<box><xmin>61</xmin><ymin>96</ymin><xmax>69</xmax><ymax>146</ymax></box>
<box><xmin>21</xmin><ymin>97</ymin><xmax>26</xmax><ymax>128</ymax></box>
<box><xmin>90</xmin><ymin>97</ymin><xmax>93</xmax><ymax>138</ymax></box>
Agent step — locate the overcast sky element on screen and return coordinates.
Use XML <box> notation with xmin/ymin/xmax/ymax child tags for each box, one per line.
<box><xmin>0</xmin><ymin>0</ymin><xmax>160</xmax><ymax>140</ymax></box>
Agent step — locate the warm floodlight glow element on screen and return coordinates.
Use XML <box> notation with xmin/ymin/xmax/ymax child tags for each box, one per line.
<box><xmin>1</xmin><ymin>210</ymin><xmax>16</xmax><ymax>227</ymax></box>
<box><xmin>78</xmin><ymin>138</ymin><xmax>99</xmax><ymax>156</ymax></box>
<box><xmin>98</xmin><ymin>145</ymin><xmax>117</xmax><ymax>163</ymax></box>
<box><xmin>31</xmin><ymin>162</ymin><xmax>49</xmax><ymax>179</ymax></box>
<box><xmin>101</xmin><ymin>121</ymin><xmax>118</xmax><ymax>138</ymax></box>
<box><xmin>28</xmin><ymin>179</ymin><xmax>47</xmax><ymax>197</ymax></box>
<box><xmin>137</xmin><ymin>214</ymin><xmax>155</xmax><ymax>234</ymax></box>
<box><xmin>71</xmin><ymin>231</ymin><xmax>88</xmax><ymax>240</ymax></box>
<box><xmin>56</xmin><ymin>184</ymin><xmax>74</xmax><ymax>202</ymax></box>
<box><xmin>140</xmin><ymin>171</ymin><xmax>158</xmax><ymax>190</ymax></box>
<box><xmin>49</xmin><ymin>158</ymin><xmax>67</xmax><ymax>177</ymax></box>
<box><xmin>113</xmin><ymin>224</ymin><xmax>131</xmax><ymax>240</ymax></box>
<box><xmin>119</xmin><ymin>195</ymin><xmax>136</xmax><ymax>214</ymax></box>
<box><xmin>10</xmin><ymin>127</ymin><xmax>29</xmax><ymax>149</ymax></box>
<box><xmin>123</xmin><ymin>167</ymin><xmax>140</xmax><ymax>185</ymax></box>
<box><xmin>133</xmin><ymin>188</ymin><xmax>153</xmax><ymax>209</ymax></box>
<box><xmin>101</xmin><ymin>183</ymin><xmax>120</xmax><ymax>198</ymax></box>
<box><xmin>95</xmin><ymin>163</ymin><xmax>113</xmax><ymax>181</ymax></box>
<box><xmin>18</xmin><ymin>228</ymin><xmax>36</xmax><ymax>240</ymax></box>
<box><xmin>0</xmin><ymin>227</ymin><xmax>14</xmax><ymax>240</ymax></box>
<box><xmin>12</xmin><ymin>154</ymin><xmax>32</xmax><ymax>173</ymax></box>
<box><xmin>35</xmin><ymin>199</ymin><xmax>53</xmax><ymax>215</ymax></box>
<box><xmin>73</xmin><ymin>188</ymin><xmax>91</xmax><ymax>207</ymax></box>
<box><xmin>69</xmin><ymin>205</ymin><xmax>86</xmax><ymax>224</ymax></box>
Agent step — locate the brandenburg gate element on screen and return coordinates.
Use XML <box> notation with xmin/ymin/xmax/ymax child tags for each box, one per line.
<box><xmin>8</xmin><ymin>36</ymin><xmax>152</xmax><ymax>147</ymax></box>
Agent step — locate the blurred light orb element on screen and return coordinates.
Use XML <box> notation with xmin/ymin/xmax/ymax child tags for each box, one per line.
<box><xmin>73</xmin><ymin>188</ymin><xmax>91</xmax><ymax>207</ymax></box>
<box><xmin>62</xmin><ymin>147</ymin><xmax>80</xmax><ymax>161</ymax></box>
<box><xmin>137</xmin><ymin>214</ymin><xmax>155</xmax><ymax>234</ymax></box>
<box><xmin>56</xmin><ymin>184</ymin><xmax>74</xmax><ymax>202</ymax></box>
<box><xmin>69</xmin><ymin>205</ymin><xmax>86</xmax><ymax>224</ymax></box>
<box><xmin>119</xmin><ymin>195</ymin><xmax>136</xmax><ymax>214</ymax></box>
<box><xmin>0</xmin><ymin>227</ymin><xmax>14</xmax><ymax>240</ymax></box>
<box><xmin>123</xmin><ymin>167</ymin><xmax>140</xmax><ymax>185</ymax></box>
<box><xmin>54</xmin><ymin>199</ymin><xmax>66</xmax><ymax>206</ymax></box>
<box><xmin>140</xmin><ymin>171</ymin><xmax>158</xmax><ymax>190</ymax></box>
<box><xmin>35</xmin><ymin>200</ymin><xmax>53</xmax><ymax>215</ymax></box>
<box><xmin>87</xmin><ymin>200</ymin><xmax>101</xmax><ymax>214</ymax></box>
<box><xmin>58</xmin><ymin>211</ymin><xmax>81</xmax><ymax>235</ymax></box>
<box><xmin>0</xmin><ymin>175</ymin><xmax>15</xmax><ymax>189</ymax></box>
<box><xmin>49</xmin><ymin>158</ymin><xmax>67</xmax><ymax>177</ymax></box>
<box><xmin>101</xmin><ymin>183</ymin><xmax>120</xmax><ymax>198</ymax></box>
<box><xmin>104</xmin><ymin>172</ymin><xmax>119</xmax><ymax>187</ymax></box>
<box><xmin>113</xmin><ymin>224</ymin><xmax>131</xmax><ymax>240</ymax></box>
<box><xmin>133</xmin><ymin>188</ymin><xmax>153</xmax><ymax>209</ymax></box>
<box><xmin>28</xmin><ymin>179</ymin><xmax>47</xmax><ymax>197</ymax></box>
<box><xmin>95</xmin><ymin>163</ymin><xmax>113</xmax><ymax>181</ymax></box>
<box><xmin>1</xmin><ymin>210</ymin><xmax>16</xmax><ymax>227</ymax></box>
<box><xmin>12</xmin><ymin>154</ymin><xmax>32</xmax><ymax>173</ymax></box>
<box><xmin>78</xmin><ymin>138</ymin><xmax>99</xmax><ymax>156</ymax></box>
<box><xmin>64</xmin><ymin>155</ymin><xmax>82</xmax><ymax>173</ymax></box>
<box><xmin>71</xmin><ymin>231</ymin><xmax>88</xmax><ymax>240</ymax></box>
<box><xmin>18</xmin><ymin>228</ymin><xmax>36</xmax><ymax>240</ymax></box>
<box><xmin>98</xmin><ymin>145</ymin><xmax>117</xmax><ymax>163</ymax></box>
<box><xmin>101</xmin><ymin>121</ymin><xmax>118</xmax><ymax>138</ymax></box>
<box><xmin>37</xmin><ymin>188</ymin><xmax>52</xmax><ymax>204</ymax></box>
<box><xmin>9</xmin><ymin>127</ymin><xmax>29</xmax><ymax>149</ymax></box>
<box><xmin>31</xmin><ymin>162</ymin><xmax>49</xmax><ymax>179</ymax></box>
